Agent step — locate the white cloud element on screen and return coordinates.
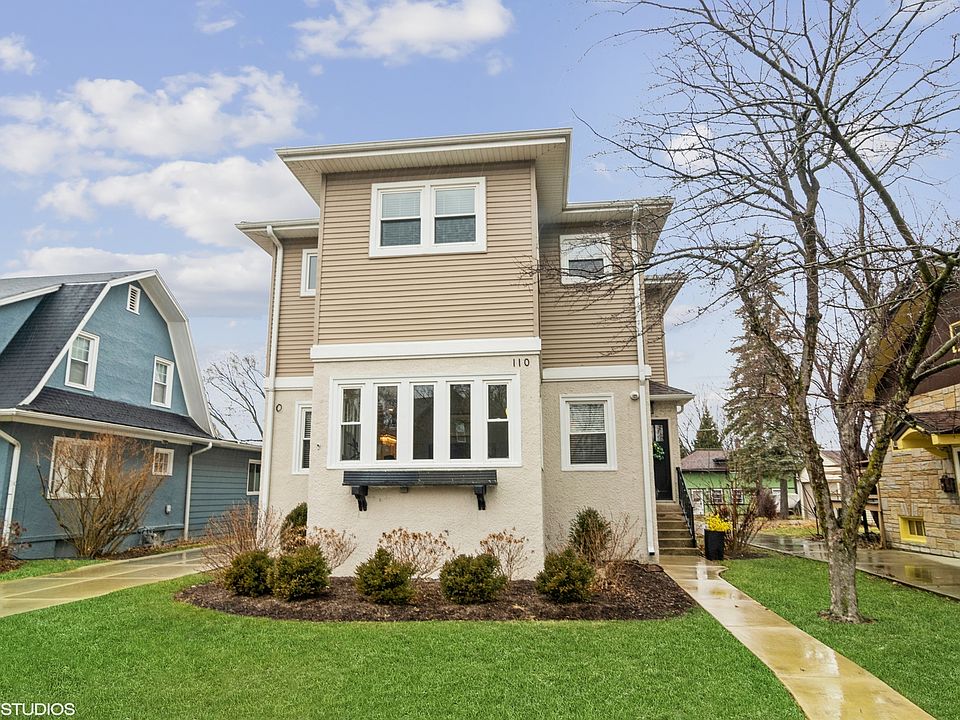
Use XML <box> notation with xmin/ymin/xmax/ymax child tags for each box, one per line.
<box><xmin>0</xmin><ymin>67</ymin><xmax>305</xmax><ymax>175</ymax></box>
<box><xmin>293</xmin><ymin>0</ymin><xmax>513</xmax><ymax>64</ymax></box>
<box><xmin>0</xmin><ymin>35</ymin><xmax>36</xmax><ymax>74</ymax></box>
<box><xmin>38</xmin><ymin>156</ymin><xmax>317</xmax><ymax>247</ymax></box>
<box><xmin>6</xmin><ymin>245</ymin><xmax>272</xmax><ymax>318</ymax></box>
<box><xmin>664</xmin><ymin>302</ymin><xmax>701</xmax><ymax>328</ymax></box>
<box><xmin>484</xmin><ymin>49</ymin><xmax>511</xmax><ymax>76</ymax></box>
<box><xmin>195</xmin><ymin>0</ymin><xmax>242</xmax><ymax>34</ymax></box>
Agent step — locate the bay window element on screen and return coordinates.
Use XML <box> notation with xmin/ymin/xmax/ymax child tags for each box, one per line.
<box><xmin>370</xmin><ymin>177</ymin><xmax>486</xmax><ymax>257</ymax></box>
<box><xmin>329</xmin><ymin>376</ymin><xmax>518</xmax><ymax>467</ymax></box>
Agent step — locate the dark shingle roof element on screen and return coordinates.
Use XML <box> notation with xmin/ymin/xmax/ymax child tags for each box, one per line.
<box><xmin>0</xmin><ymin>272</ymin><xmax>139</xmax><ymax>304</ymax></box>
<box><xmin>23</xmin><ymin>387</ymin><xmax>213</xmax><ymax>439</ymax></box>
<box><xmin>680</xmin><ymin>449</ymin><xmax>728</xmax><ymax>472</ymax></box>
<box><xmin>903</xmin><ymin>411</ymin><xmax>960</xmax><ymax>436</ymax></box>
<box><xmin>649</xmin><ymin>380</ymin><xmax>694</xmax><ymax>398</ymax></box>
<box><xmin>0</xmin><ymin>283</ymin><xmax>106</xmax><ymax>408</ymax></box>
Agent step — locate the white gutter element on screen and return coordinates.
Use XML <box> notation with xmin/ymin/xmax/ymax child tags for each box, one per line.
<box><xmin>631</xmin><ymin>204</ymin><xmax>658</xmax><ymax>557</ymax></box>
<box><xmin>258</xmin><ymin>225</ymin><xmax>283</xmax><ymax>521</ymax></box>
<box><xmin>0</xmin><ymin>427</ymin><xmax>22</xmax><ymax>544</ymax></box>
<box><xmin>183</xmin><ymin>441</ymin><xmax>213</xmax><ymax>540</ymax></box>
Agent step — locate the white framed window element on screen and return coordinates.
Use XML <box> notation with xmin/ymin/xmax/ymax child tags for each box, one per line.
<box><xmin>328</xmin><ymin>375</ymin><xmax>519</xmax><ymax>469</ymax></box>
<box><xmin>152</xmin><ymin>357</ymin><xmax>175</xmax><ymax>408</ymax></box>
<box><xmin>65</xmin><ymin>331</ymin><xmax>99</xmax><ymax>391</ymax></box>
<box><xmin>247</xmin><ymin>460</ymin><xmax>262</xmax><ymax>495</ymax></box>
<box><xmin>152</xmin><ymin>448</ymin><xmax>174</xmax><ymax>476</ymax></box>
<box><xmin>369</xmin><ymin>177</ymin><xmax>487</xmax><ymax>257</ymax></box>
<box><xmin>560</xmin><ymin>233</ymin><xmax>613</xmax><ymax>284</ymax></box>
<box><xmin>294</xmin><ymin>403</ymin><xmax>313</xmax><ymax>474</ymax></box>
<box><xmin>127</xmin><ymin>285</ymin><xmax>141</xmax><ymax>314</ymax></box>
<box><xmin>48</xmin><ymin>437</ymin><xmax>100</xmax><ymax>499</ymax></box>
<box><xmin>560</xmin><ymin>395</ymin><xmax>617</xmax><ymax>471</ymax></box>
<box><xmin>301</xmin><ymin>249</ymin><xmax>318</xmax><ymax>296</ymax></box>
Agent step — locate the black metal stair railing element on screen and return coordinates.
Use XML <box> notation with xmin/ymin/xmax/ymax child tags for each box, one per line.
<box><xmin>676</xmin><ymin>468</ymin><xmax>696</xmax><ymax>540</ymax></box>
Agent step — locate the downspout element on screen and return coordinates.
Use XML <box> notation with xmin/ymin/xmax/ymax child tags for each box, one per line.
<box><xmin>0</xmin><ymin>426</ymin><xmax>21</xmax><ymax>544</ymax></box>
<box><xmin>183</xmin><ymin>441</ymin><xmax>213</xmax><ymax>540</ymax></box>
<box><xmin>631</xmin><ymin>204</ymin><xmax>658</xmax><ymax>557</ymax></box>
<box><xmin>259</xmin><ymin>225</ymin><xmax>283</xmax><ymax>521</ymax></box>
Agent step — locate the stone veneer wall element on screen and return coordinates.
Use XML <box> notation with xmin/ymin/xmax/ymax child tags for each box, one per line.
<box><xmin>880</xmin><ymin>385</ymin><xmax>960</xmax><ymax>558</ymax></box>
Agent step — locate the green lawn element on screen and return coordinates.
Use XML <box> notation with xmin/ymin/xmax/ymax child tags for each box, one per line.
<box><xmin>723</xmin><ymin>556</ymin><xmax>960</xmax><ymax>720</ymax></box>
<box><xmin>0</xmin><ymin>558</ymin><xmax>102</xmax><ymax>581</ymax></box>
<box><xmin>0</xmin><ymin>574</ymin><xmax>804</xmax><ymax>720</ymax></box>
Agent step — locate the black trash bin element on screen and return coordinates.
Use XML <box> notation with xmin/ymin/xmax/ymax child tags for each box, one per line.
<box><xmin>704</xmin><ymin>529</ymin><xmax>726</xmax><ymax>561</ymax></box>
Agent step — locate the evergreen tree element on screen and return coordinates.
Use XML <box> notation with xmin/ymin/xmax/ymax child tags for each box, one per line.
<box><xmin>693</xmin><ymin>406</ymin><xmax>723</xmax><ymax>450</ymax></box>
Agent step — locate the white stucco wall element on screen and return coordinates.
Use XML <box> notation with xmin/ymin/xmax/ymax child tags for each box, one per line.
<box><xmin>306</xmin><ymin>353</ymin><xmax>545</xmax><ymax>578</ymax></box>
<box><xmin>266</xmin><ymin>388</ymin><xmax>312</xmax><ymax>520</ymax></box>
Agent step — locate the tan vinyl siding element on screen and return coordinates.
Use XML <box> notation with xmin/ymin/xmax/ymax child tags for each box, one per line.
<box><xmin>643</xmin><ymin>285</ymin><xmax>668</xmax><ymax>383</ymax></box>
<box><xmin>316</xmin><ymin>163</ymin><xmax>537</xmax><ymax>343</ymax></box>
<box><xmin>275</xmin><ymin>238</ymin><xmax>317</xmax><ymax>375</ymax></box>
<box><xmin>539</xmin><ymin>225</ymin><xmax>637</xmax><ymax>368</ymax></box>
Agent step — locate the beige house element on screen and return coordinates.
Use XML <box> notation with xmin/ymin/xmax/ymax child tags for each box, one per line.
<box><xmin>238</xmin><ymin>128</ymin><xmax>693</xmax><ymax>577</ymax></box>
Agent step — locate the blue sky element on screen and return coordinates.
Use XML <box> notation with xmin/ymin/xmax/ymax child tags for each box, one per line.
<box><xmin>0</xmin><ymin>0</ymin><xmax>733</xmax><ymax>408</ymax></box>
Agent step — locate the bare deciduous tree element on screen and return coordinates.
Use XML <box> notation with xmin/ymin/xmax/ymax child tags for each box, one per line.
<box><xmin>582</xmin><ymin>0</ymin><xmax>960</xmax><ymax>620</ymax></box>
<box><xmin>203</xmin><ymin>352</ymin><xmax>265</xmax><ymax>441</ymax></box>
<box><xmin>40</xmin><ymin>434</ymin><xmax>165</xmax><ymax>557</ymax></box>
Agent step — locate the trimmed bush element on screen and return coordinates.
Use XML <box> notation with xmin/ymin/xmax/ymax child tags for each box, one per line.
<box><xmin>535</xmin><ymin>548</ymin><xmax>595</xmax><ymax>603</ymax></box>
<box><xmin>569</xmin><ymin>508</ymin><xmax>612</xmax><ymax>566</ymax></box>
<box><xmin>354</xmin><ymin>548</ymin><xmax>415</xmax><ymax>605</ymax></box>
<box><xmin>223</xmin><ymin>550</ymin><xmax>273</xmax><ymax>597</ymax></box>
<box><xmin>280</xmin><ymin>503</ymin><xmax>308</xmax><ymax>551</ymax></box>
<box><xmin>268</xmin><ymin>545</ymin><xmax>330</xmax><ymax>600</ymax></box>
<box><xmin>440</xmin><ymin>554</ymin><xmax>507</xmax><ymax>604</ymax></box>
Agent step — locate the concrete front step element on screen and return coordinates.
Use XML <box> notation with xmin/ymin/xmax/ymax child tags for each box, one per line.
<box><xmin>659</xmin><ymin>538</ymin><xmax>697</xmax><ymax>549</ymax></box>
<box><xmin>659</xmin><ymin>547</ymin><xmax>701</xmax><ymax>556</ymax></box>
<box><xmin>659</xmin><ymin>529</ymin><xmax>694</xmax><ymax>540</ymax></box>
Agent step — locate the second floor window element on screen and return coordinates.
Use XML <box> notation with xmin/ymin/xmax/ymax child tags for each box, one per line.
<box><xmin>152</xmin><ymin>358</ymin><xmax>174</xmax><ymax>408</ymax></box>
<box><xmin>370</xmin><ymin>178</ymin><xmax>486</xmax><ymax>257</ymax></box>
<box><xmin>301</xmin><ymin>249</ymin><xmax>318</xmax><ymax>296</ymax></box>
<box><xmin>66</xmin><ymin>332</ymin><xmax>99</xmax><ymax>391</ymax></box>
<box><xmin>560</xmin><ymin>234</ymin><xmax>612</xmax><ymax>284</ymax></box>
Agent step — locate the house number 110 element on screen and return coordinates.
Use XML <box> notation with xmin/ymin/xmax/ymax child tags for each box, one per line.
<box><xmin>512</xmin><ymin>357</ymin><xmax>531</xmax><ymax>367</ymax></box>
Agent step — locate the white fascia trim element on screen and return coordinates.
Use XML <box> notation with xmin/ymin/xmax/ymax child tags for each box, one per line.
<box><xmin>0</xmin><ymin>410</ymin><xmax>198</xmax><ymax>446</ymax></box>
<box><xmin>311</xmin><ymin>337</ymin><xmax>542</xmax><ymax>362</ymax></box>
<box><xmin>651</xmin><ymin>393</ymin><xmax>696</xmax><ymax>403</ymax></box>
<box><xmin>0</xmin><ymin>285</ymin><xmax>61</xmax><ymax>308</ymax></box>
<box><xmin>542</xmin><ymin>365</ymin><xmax>648</xmax><ymax>382</ymax></box>
<box><xmin>268</xmin><ymin>376</ymin><xmax>313</xmax><ymax>391</ymax></box>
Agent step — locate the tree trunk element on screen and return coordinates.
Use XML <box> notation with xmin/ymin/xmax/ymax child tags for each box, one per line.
<box><xmin>779</xmin><ymin>473</ymin><xmax>789</xmax><ymax>519</ymax></box>
<box><xmin>826</xmin><ymin>530</ymin><xmax>862</xmax><ymax>622</ymax></box>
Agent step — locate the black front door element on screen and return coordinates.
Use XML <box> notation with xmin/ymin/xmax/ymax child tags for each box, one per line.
<box><xmin>652</xmin><ymin>419</ymin><xmax>672</xmax><ymax>500</ymax></box>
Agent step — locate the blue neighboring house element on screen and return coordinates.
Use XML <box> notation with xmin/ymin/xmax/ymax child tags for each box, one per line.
<box><xmin>0</xmin><ymin>270</ymin><xmax>261</xmax><ymax>558</ymax></box>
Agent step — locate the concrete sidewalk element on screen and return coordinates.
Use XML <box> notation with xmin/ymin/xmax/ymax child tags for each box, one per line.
<box><xmin>661</xmin><ymin>557</ymin><xmax>933</xmax><ymax>720</ymax></box>
<box><xmin>753</xmin><ymin>534</ymin><xmax>960</xmax><ymax>601</ymax></box>
<box><xmin>0</xmin><ymin>547</ymin><xmax>206</xmax><ymax>618</ymax></box>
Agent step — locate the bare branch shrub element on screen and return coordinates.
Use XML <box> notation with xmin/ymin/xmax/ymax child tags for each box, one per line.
<box><xmin>203</xmin><ymin>503</ymin><xmax>282</xmax><ymax>573</ymax></box>
<box><xmin>39</xmin><ymin>434</ymin><xmax>165</xmax><ymax>557</ymax></box>
<box><xmin>0</xmin><ymin>522</ymin><xmax>24</xmax><ymax>573</ymax></box>
<box><xmin>705</xmin><ymin>472</ymin><xmax>778</xmax><ymax>558</ymax></box>
<box><xmin>594</xmin><ymin>514</ymin><xmax>643</xmax><ymax>592</ymax></box>
<box><xmin>378</xmin><ymin>528</ymin><xmax>454</xmax><ymax>579</ymax></box>
<box><xmin>307</xmin><ymin>527</ymin><xmax>359</xmax><ymax>572</ymax></box>
<box><xmin>479</xmin><ymin>528</ymin><xmax>533</xmax><ymax>581</ymax></box>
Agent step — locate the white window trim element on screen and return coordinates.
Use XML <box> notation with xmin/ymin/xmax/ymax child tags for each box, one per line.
<box><xmin>369</xmin><ymin>177</ymin><xmax>487</xmax><ymax>258</ymax></box>
<box><xmin>300</xmin><ymin>248</ymin><xmax>318</xmax><ymax>296</ymax></box>
<box><xmin>293</xmin><ymin>402</ymin><xmax>313</xmax><ymax>475</ymax></box>
<box><xmin>127</xmin><ymin>285</ymin><xmax>141</xmax><ymax>314</ymax></box>
<box><xmin>48</xmin><ymin>436</ymin><xmax>100</xmax><ymax>499</ymax></box>
<box><xmin>247</xmin><ymin>459</ymin><xmax>262</xmax><ymax>495</ymax></box>
<box><xmin>64</xmin><ymin>331</ymin><xmax>100</xmax><ymax>392</ymax></box>
<box><xmin>152</xmin><ymin>448</ymin><xmax>174</xmax><ymax>477</ymax></box>
<box><xmin>560</xmin><ymin>233</ymin><xmax>613</xmax><ymax>285</ymax></box>
<box><xmin>151</xmin><ymin>357</ymin><xmax>175</xmax><ymax>409</ymax></box>
<box><xmin>560</xmin><ymin>394</ymin><xmax>617</xmax><ymax>471</ymax></box>
<box><xmin>327</xmin><ymin>374</ymin><xmax>520</xmax><ymax>470</ymax></box>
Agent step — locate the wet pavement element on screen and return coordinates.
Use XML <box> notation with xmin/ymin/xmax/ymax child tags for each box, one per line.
<box><xmin>661</xmin><ymin>557</ymin><xmax>934</xmax><ymax>720</ymax></box>
<box><xmin>752</xmin><ymin>535</ymin><xmax>960</xmax><ymax>601</ymax></box>
<box><xmin>0</xmin><ymin>547</ymin><xmax>206</xmax><ymax>618</ymax></box>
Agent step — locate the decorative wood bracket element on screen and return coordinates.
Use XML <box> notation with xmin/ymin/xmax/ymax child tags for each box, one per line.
<box><xmin>343</xmin><ymin>470</ymin><xmax>497</xmax><ymax>512</ymax></box>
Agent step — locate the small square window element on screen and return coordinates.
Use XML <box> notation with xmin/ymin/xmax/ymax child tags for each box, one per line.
<box><xmin>560</xmin><ymin>234</ymin><xmax>612</xmax><ymax>284</ymax></box>
<box><xmin>899</xmin><ymin>516</ymin><xmax>927</xmax><ymax>543</ymax></box>
<box><xmin>127</xmin><ymin>285</ymin><xmax>141</xmax><ymax>314</ymax></box>
<box><xmin>709</xmin><ymin>488</ymin><xmax>725</xmax><ymax>505</ymax></box>
<box><xmin>152</xmin><ymin>448</ymin><xmax>174</xmax><ymax>477</ymax></box>
<box><xmin>246</xmin><ymin>460</ymin><xmax>261</xmax><ymax>494</ymax></box>
<box><xmin>561</xmin><ymin>396</ymin><xmax>616</xmax><ymax>471</ymax></box>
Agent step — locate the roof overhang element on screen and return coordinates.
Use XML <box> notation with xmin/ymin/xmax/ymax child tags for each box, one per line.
<box><xmin>893</xmin><ymin>426</ymin><xmax>955</xmax><ymax>458</ymax></box>
<box><xmin>236</xmin><ymin>218</ymin><xmax>320</xmax><ymax>254</ymax></box>
<box><xmin>0</xmin><ymin>284</ymin><xmax>62</xmax><ymax>308</ymax></box>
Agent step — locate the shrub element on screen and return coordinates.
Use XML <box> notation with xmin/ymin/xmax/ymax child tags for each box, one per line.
<box><xmin>535</xmin><ymin>548</ymin><xmax>595</xmax><ymax>603</ymax></box>
<box><xmin>308</xmin><ymin>528</ymin><xmax>358</xmax><ymax>571</ymax></box>
<box><xmin>379</xmin><ymin>528</ymin><xmax>453</xmax><ymax>579</ymax></box>
<box><xmin>268</xmin><ymin>545</ymin><xmax>330</xmax><ymax>600</ymax></box>
<box><xmin>569</xmin><ymin>508</ymin><xmax>612</xmax><ymax>566</ymax></box>
<box><xmin>354</xmin><ymin>548</ymin><xmax>415</xmax><ymax>605</ymax></box>
<box><xmin>0</xmin><ymin>522</ymin><xmax>25</xmax><ymax>573</ymax></box>
<box><xmin>203</xmin><ymin>504</ymin><xmax>282</xmax><ymax>573</ymax></box>
<box><xmin>280</xmin><ymin>503</ymin><xmax>308</xmax><ymax>552</ymax></box>
<box><xmin>223</xmin><ymin>550</ymin><xmax>273</xmax><ymax>597</ymax></box>
<box><xmin>479</xmin><ymin>529</ymin><xmax>532</xmax><ymax>581</ymax></box>
<box><xmin>440</xmin><ymin>554</ymin><xmax>507</xmax><ymax>604</ymax></box>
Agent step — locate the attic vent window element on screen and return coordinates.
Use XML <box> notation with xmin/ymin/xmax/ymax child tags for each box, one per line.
<box><xmin>127</xmin><ymin>285</ymin><xmax>141</xmax><ymax>314</ymax></box>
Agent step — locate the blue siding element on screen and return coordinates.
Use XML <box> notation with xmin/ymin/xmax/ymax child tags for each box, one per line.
<box><xmin>188</xmin><ymin>447</ymin><xmax>260</xmax><ymax>536</ymax></box>
<box><xmin>46</xmin><ymin>282</ymin><xmax>188</xmax><ymax>415</ymax></box>
<box><xmin>0</xmin><ymin>297</ymin><xmax>43</xmax><ymax>357</ymax></box>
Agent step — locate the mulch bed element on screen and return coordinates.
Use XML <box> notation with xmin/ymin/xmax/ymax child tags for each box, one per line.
<box><xmin>176</xmin><ymin>561</ymin><xmax>697</xmax><ymax>622</ymax></box>
<box><xmin>106</xmin><ymin>540</ymin><xmax>205</xmax><ymax>560</ymax></box>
